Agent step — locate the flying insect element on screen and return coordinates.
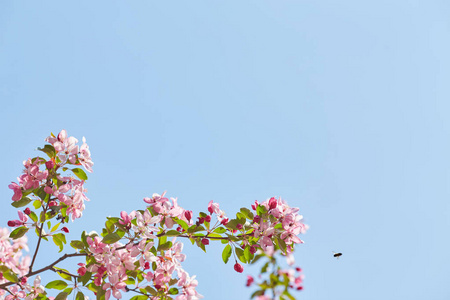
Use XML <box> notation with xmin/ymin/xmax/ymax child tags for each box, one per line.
<box><xmin>333</xmin><ymin>251</ymin><xmax>342</xmax><ymax>259</ymax></box>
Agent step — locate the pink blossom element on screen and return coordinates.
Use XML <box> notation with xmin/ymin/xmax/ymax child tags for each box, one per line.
<box><xmin>8</xmin><ymin>183</ymin><xmax>22</xmax><ymax>201</ymax></box>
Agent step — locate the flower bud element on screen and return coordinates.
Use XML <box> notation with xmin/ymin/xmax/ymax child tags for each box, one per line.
<box><xmin>234</xmin><ymin>262</ymin><xmax>244</xmax><ymax>273</ymax></box>
<box><xmin>20</xmin><ymin>276</ymin><xmax>28</xmax><ymax>285</ymax></box>
<box><xmin>23</xmin><ymin>208</ymin><xmax>31</xmax><ymax>215</ymax></box>
<box><xmin>205</xmin><ymin>215</ymin><xmax>212</xmax><ymax>223</ymax></box>
<box><xmin>198</xmin><ymin>217</ymin><xmax>205</xmax><ymax>224</ymax></box>
<box><xmin>201</xmin><ymin>238</ymin><xmax>209</xmax><ymax>245</ymax></box>
<box><xmin>184</xmin><ymin>210</ymin><xmax>193</xmax><ymax>221</ymax></box>
<box><xmin>253</xmin><ymin>215</ymin><xmax>261</xmax><ymax>223</ymax></box>
<box><xmin>220</xmin><ymin>218</ymin><xmax>229</xmax><ymax>226</ymax></box>
<box><xmin>236</xmin><ymin>223</ymin><xmax>243</xmax><ymax>230</ymax></box>
<box><xmin>269</xmin><ymin>197</ymin><xmax>277</xmax><ymax>210</ymax></box>
<box><xmin>44</xmin><ymin>186</ymin><xmax>53</xmax><ymax>194</ymax></box>
<box><xmin>45</xmin><ymin>160</ymin><xmax>55</xmax><ymax>170</ymax></box>
<box><xmin>249</xmin><ymin>245</ymin><xmax>257</xmax><ymax>254</ymax></box>
<box><xmin>61</xmin><ymin>227</ymin><xmax>69</xmax><ymax>233</ymax></box>
<box><xmin>48</xmin><ymin>201</ymin><xmax>58</xmax><ymax>207</ymax></box>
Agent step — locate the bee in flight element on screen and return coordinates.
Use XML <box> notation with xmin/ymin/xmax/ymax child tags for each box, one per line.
<box><xmin>333</xmin><ymin>251</ymin><xmax>342</xmax><ymax>259</ymax></box>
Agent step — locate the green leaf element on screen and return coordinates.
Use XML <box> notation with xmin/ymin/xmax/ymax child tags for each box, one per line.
<box><xmin>55</xmin><ymin>292</ymin><xmax>69</xmax><ymax>300</ymax></box>
<box><xmin>225</xmin><ymin>219</ymin><xmax>241</xmax><ymax>230</ymax></box>
<box><xmin>222</xmin><ymin>244</ymin><xmax>232</xmax><ymax>264</ymax></box>
<box><xmin>38</xmin><ymin>145</ymin><xmax>56</xmax><ymax>158</ymax></box>
<box><xmin>244</xmin><ymin>246</ymin><xmax>252</xmax><ymax>262</ymax></box>
<box><xmin>277</xmin><ymin>237</ymin><xmax>287</xmax><ymax>254</ymax></box>
<box><xmin>29</xmin><ymin>211</ymin><xmax>38</xmax><ymax>222</ymax></box>
<box><xmin>9</xmin><ymin>226</ymin><xmax>29</xmax><ymax>239</ymax></box>
<box><xmin>235</xmin><ymin>247</ymin><xmax>247</xmax><ymax>263</ymax></box>
<box><xmin>213</xmin><ymin>227</ymin><xmax>227</xmax><ymax>234</ymax></box>
<box><xmin>157</xmin><ymin>241</ymin><xmax>173</xmax><ymax>251</ymax></box>
<box><xmin>256</xmin><ymin>204</ymin><xmax>267</xmax><ymax>216</ymax></box>
<box><xmin>72</xmin><ymin>168</ymin><xmax>87</xmax><ymax>181</ymax></box>
<box><xmin>76</xmin><ymin>292</ymin><xmax>85</xmax><ymax>300</ymax></box>
<box><xmin>11</xmin><ymin>197</ymin><xmax>32</xmax><ymax>208</ymax></box>
<box><xmin>70</xmin><ymin>240</ymin><xmax>85</xmax><ymax>250</ymax></box>
<box><xmin>240</xmin><ymin>207</ymin><xmax>254</xmax><ymax>220</ymax></box>
<box><xmin>251</xmin><ymin>290</ymin><xmax>265</xmax><ymax>298</ymax></box>
<box><xmin>169</xmin><ymin>287</ymin><xmax>179</xmax><ymax>295</ymax></box>
<box><xmin>165</xmin><ymin>230</ymin><xmax>181</xmax><ymax>237</ymax></box>
<box><xmin>46</xmin><ymin>280</ymin><xmax>68</xmax><ymax>290</ymax></box>
<box><xmin>79</xmin><ymin>271</ymin><xmax>92</xmax><ymax>286</ymax></box>
<box><xmin>102</xmin><ymin>233</ymin><xmax>121</xmax><ymax>244</ymax></box>
<box><xmin>175</xmin><ymin>219</ymin><xmax>189</xmax><ymax>231</ymax></box>
<box><xmin>105</xmin><ymin>219</ymin><xmax>115</xmax><ymax>233</ymax></box>
<box><xmin>130</xmin><ymin>296</ymin><xmax>150</xmax><ymax>300</ymax></box>
<box><xmin>3</xmin><ymin>270</ymin><xmax>18</xmax><ymax>283</ymax></box>
<box><xmin>33</xmin><ymin>200</ymin><xmax>42</xmax><ymax>209</ymax></box>
<box><xmin>51</xmin><ymin>223</ymin><xmax>61</xmax><ymax>232</ymax></box>
<box><xmin>145</xmin><ymin>286</ymin><xmax>157</xmax><ymax>296</ymax></box>
<box><xmin>54</xmin><ymin>268</ymin><xmax>72</xmax><ymax>281</ymax></box>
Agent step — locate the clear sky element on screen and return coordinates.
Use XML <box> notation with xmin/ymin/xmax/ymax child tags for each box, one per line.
<box><xmin>1</xmin><ymin>1</ymin><xmax>450</xmax><ymax>300</ymax></box>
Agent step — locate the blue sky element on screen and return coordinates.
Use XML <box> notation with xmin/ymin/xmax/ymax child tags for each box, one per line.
<box><xmin>1</xmin><ymin>1</ymin><xmax>450</xmax><ymax>299</ymax></box>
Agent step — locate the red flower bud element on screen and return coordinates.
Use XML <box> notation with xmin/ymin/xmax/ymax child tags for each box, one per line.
<box><xmin>236</xmin><ymin>223</ymin><xmax>243</xmax><ymax>230</ymax></box>
<box><xmin>61</xmin><ymin>227</ymin><xmax>69</xmax><ymax>233</ymax></box>
<box><xmin>7</xmin><ymin>220</ymin><xmax>15</xmax><ymax>227</ymax></box>
<box><xmin>45</xmin><ymin>160</ymin><xmax>55</xmax><ymax>170</ymax></box>
<box><xmin>297</xmin><ymin>286</ymin><xmax>303</xmax><ymax>291</ymax></box>
<box><xmin>296</xmin><ymin>267</ymin><xmax>302</xmax><ymax>272</ymax></box>
<box><xmin>201</xmin><ymin>238</ymin><xmax>209</xmax><ymax>245</ymax></box>
<box><xmin>221</xmin><ymin>218</ymin><xmax>229</xmax><ymax>226</ymax></box>
<box><xmin>249</xmin><ymin>245</ymin><xmax>257</xmax><ymax>254</ymax></box>
<box><xmin>23</xmin><ymin>208</ymin><xmax>31</xmax><ymax>215</ymax></box>
<box><xmin>48</xmin><ymin>201</ymin><xmax>58</xmax><ymax>207</ymax></box>
<box><xmin>269</xmin><ymin>197</ymin><xmax>277</xmax><ymax>210</ymax></box>
<box><xmin>20</xmin><ymin>276</ymin><xmax>28</xmax><ymax>285</ymax></box>
<box><xmin>205</xmin><ymin>215</ymin><xmax>212</xmax><ymax>223</ymax></box>
<box><xmin>234</xmin><ymin>262</ymin><xmax>244</xmax><ymax>273</ymax></box>
<box><xmin>253</xmin><ymin>215</ymin><xmax>261</xmax><ymax>223</ymax></box>
<box><xmin>176</xmin><ymin>226</ymin><xmax>182</xmax><ymax>232</ymax></box>
<box><xmin>198</xmin><ymin>217</ymin><xmax>205</xmax><ymax>224</ymax></box>
<box><xmin>144</xmin><ymin>262</ymin><xmax>150</xmax><ymax>270</ymax></box>
<box><xmin>184</xmin><ymin>210</ymin><xmax>193</xmax><ymax>221</ymax></box>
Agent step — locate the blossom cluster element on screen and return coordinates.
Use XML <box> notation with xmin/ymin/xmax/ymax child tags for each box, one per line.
<box><xmin>1</xmin><ymin>130</ymin><xmax>307</xmax><ymax>300</ymax></box>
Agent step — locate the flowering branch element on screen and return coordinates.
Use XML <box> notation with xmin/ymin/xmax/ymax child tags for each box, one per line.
<box><xmin>1</xmin><ymin>130</ymin><xmax>307</xmax><ymax>300</ymax></box>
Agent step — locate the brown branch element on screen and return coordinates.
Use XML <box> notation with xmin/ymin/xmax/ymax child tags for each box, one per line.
<box><xmin>0</xmin><ymin>252</ymin><xmax>87</xmax><ymax>290</ymax></box>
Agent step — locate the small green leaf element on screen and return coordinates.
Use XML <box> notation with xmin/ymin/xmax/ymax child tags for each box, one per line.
<box><xmin>165</xmin><ymin>230</ymin><xmax>181</xmax><ymax>236</ymax></box>
<box><xmin>76</xmin><ymin>291</ymin><xmax>85</xmax><ymax>300</ymax></box>
<box><xmin>29</xmin><ymin>211</ymin><xmax>38</xmax><ymax>222</ymax></box>
<box><xmin>3</xmin><ymin>270</ymin><xmax>18</xmax><ymax>283</ymax></box>
<box><xmin>102</xmin><ymin>233</ymin><xmax>121</xmax><ymax>244</ymax></box>
<box><xmin>175</xmin><ymin>219</ymin><xmax>189</xmax><ymax>231</ymax></box>
<box><xmin>240</xmin><ymin>207</ymin><xmax>254</xmax><ymax>220</ymax></box>
<box><xmin>51</xmin><ymin>222</ymin><xmax>61</xmax><ymax>232</ymax></box>
<box><xmin>244</xmin><ymin>246</ymin><xmax>252</xmax><ymax>262</ymax></box>
<box><xmin>130</xmin><ymin>296</ymin><xmax>150</xmax><ymax>300</ymax></box>
<box><xmin>38</xmin><ymin>145</ymin><xmax>56</xmax><ymax>158</ymax></box>
<box><xmin>46</xmin><ymin>280</ymin><xmax>68</xmax><ymax>290</ymax></box>
<box><xmin>169</xmin><ymin>287</ymin><xmax>179</xmax><ymax>295</ymax></box>
<box><xmin>213</xmin><ymin>227</ymin><xmax>227</xmax><ymax>234</ymax></box>
<box><xmin>55</xmin><ymin>292</ymin><xmax>69</xmax><ymax>300</ymax></box>
<box><xmin>225</xmin><ymin>219</ymin><xmax>241</xmax><ymax>230</ymax></box>
<box><xmin>33</xmin><ymin>200</ymin><xmax>42</xmax><ymax>209</ymax></box>
<box><xmin>157</xmin><ymin>241</ymin><xmax>173</xmax><ymax>251</ymax></box>
<box><xmin>11</xmin><ymin>197</ymin><xmax>32</xmax><ymax>208</ymax></box>
<box><xmin>70</xmin><ymin>240</ymin><xmax>85</xmax><ymax>250</ymax></box>
<box><xmin>9</xmin><ymin>227</ymin><xmax>29</xmax><ymax>239</ymax></box>
<box><xmin>72</xmin><ymin>168</ymin><xmax>88</xmax><ymax>181</ymax></box>
<box><xmin>54</xmin><ymin>268</ymin><xmax>72</xmax><ymax>281</ymax></box>
<box><xmin>235</xmin><ymin>247</ymin><xmax>247</xmax><ymax>263</ymax></box>
<box><xmin>222</xmin><ymin>244</ymin><xmax>232</xmax><ymax>264</ymax></box>
<box><xmin>256</xmin><ymin>204</ymin><xmax>267</xmax><ymax>216</ymax></box>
